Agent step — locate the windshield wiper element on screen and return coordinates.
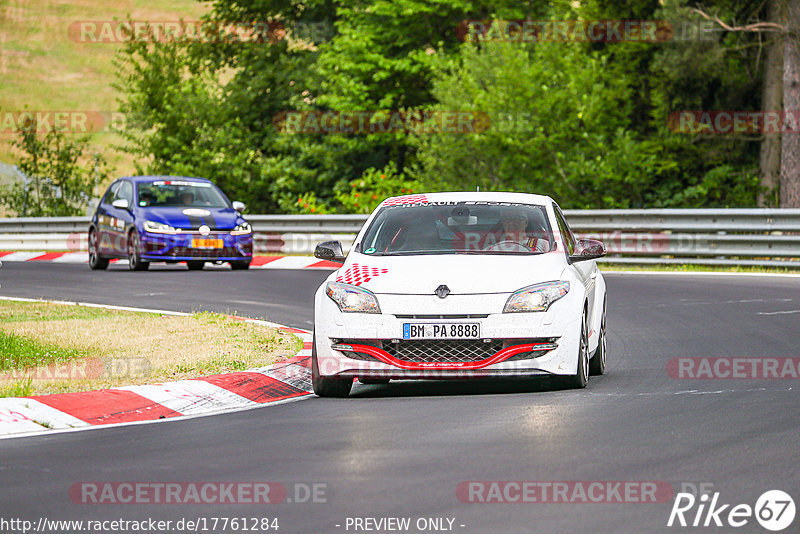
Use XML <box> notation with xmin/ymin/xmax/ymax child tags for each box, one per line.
<box><xmin>375</xmin><ymin>250</ymin><xmax>447</xmax><ymax>256</ymax></box>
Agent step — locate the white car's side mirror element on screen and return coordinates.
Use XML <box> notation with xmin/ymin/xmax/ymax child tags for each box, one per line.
<box><xmin>571</xmin><ymin>238</ymin><xmax>606</xmax><ymax>262</ymax></box>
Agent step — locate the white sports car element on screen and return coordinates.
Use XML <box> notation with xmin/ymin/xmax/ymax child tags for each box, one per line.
<box><xmin>312</xmin><ymin>192</ymin><xmax>607</xmax><ymax>397</ymax></box>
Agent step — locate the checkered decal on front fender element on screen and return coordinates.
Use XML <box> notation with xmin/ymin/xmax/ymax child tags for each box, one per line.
<box><xmin>335</xmin><ymin>263</ymin><xmax>389</xmax><ymax>286</ymax></box>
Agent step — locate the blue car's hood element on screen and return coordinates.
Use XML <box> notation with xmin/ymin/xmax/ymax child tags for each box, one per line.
<box><xmin>138</xmin><ymin>206</ymin><xmax>244</xmax><ymax>230</ymax></box>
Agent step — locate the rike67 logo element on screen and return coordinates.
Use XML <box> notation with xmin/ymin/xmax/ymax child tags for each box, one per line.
<box><xmin>668</xmin><ymin>489</ymin><xmax>795</xmax><ymax>531</ymax></box>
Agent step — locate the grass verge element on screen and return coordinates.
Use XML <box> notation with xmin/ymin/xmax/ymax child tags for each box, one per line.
<box><xmin>0</xmin><ymin>300</ymin><xmax>301</xmax><ymax>397</ymax></box>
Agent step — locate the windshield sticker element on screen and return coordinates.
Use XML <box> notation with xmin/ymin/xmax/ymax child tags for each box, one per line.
<box><xmin>151</xmin><ymin>180</ymin><xmax>211</xmax><ymax>188</ymax></box>
<box><xmin>364</xmin><ymin>247</ymin><xmax>376</xmax><ymax>254</ymax></box>
<box><xmin>382</xmin><ymin>194</ymin><xmax>429</xmax><ymax>206</ymax></box>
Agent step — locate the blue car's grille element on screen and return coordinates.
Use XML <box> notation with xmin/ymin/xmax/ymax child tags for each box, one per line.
<box><xmin>143</xmin><ymin>243</ymin><xmax>251</xmax><ymax>258</ymax></box>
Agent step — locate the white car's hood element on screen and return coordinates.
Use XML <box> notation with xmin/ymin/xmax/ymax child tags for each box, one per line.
<box><xmin>334</xmin><ymin>252</ymin><xmax>567</xmax><ymax>295</ymax></box>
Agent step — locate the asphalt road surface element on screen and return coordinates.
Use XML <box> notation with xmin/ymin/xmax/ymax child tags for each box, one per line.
<box><xmin>0</xmin><ymin>261</ymin><xmax>322</xmax><ymax>329</ymax></box>
<box><xmin>1</xmin><ymin>263</ymin><xmax>799</xmax><ymax>533</ymax></box>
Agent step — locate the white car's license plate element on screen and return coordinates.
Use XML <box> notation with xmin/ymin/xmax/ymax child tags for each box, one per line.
<box><xmin>402</xmin><ymin>323</ymin><xmax>480</xmax><ymax>339</ymax></box>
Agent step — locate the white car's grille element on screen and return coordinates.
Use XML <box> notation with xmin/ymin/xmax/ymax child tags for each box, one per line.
<box><xmin>383</xmin><ymin>340</ymin><xmax>505</xmax><ymax>363</ymax></box>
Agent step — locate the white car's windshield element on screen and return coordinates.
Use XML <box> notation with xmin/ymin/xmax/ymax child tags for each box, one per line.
<box><xmin>359</xmin><ymin>202</ymin><xmax>555</xmax><ymax>256</ymax></box>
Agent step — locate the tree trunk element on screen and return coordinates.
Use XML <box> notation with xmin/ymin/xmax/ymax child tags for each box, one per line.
<box><xmin>759</xmin><ymin>0</ymin><xmax>783</xmax><ymax>206</ymax></box>
<box><xmin>780</xmin><ymin>0</ymin><xmax>800</xmax><ymax>207</ymax></box>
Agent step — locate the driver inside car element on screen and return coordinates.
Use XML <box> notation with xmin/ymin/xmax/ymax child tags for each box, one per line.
<box><xmin>486</xmin><ymin>212</ymin><xmax>549</xmax><ymax>252</ymax></box>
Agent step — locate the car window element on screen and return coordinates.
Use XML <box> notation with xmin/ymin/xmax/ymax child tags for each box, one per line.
<box><xmin>553</xmin><ymin>204</ymin><xmax>576</xmax><ymax>256</ymax></box>
<box><xmin>115</xmin><ymin>180</ymin><xmax>133</xmax><ymax>204</ymax></box>
<box><xmin>102</xmin><ymin>181</ymin><xmax>120</xmax><ymax>205</ymax></box>
<box><xmin>359</xmin><ymin>202</ymin><xmax>554</xmax><ymax>256</ymax></box>
<box><xmin>136</xmin><ymin>180</ymin><xmax>230</xmax><ymax>208</ymax></box>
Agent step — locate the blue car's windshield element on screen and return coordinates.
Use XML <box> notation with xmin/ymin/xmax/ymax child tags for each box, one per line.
<box><xmin>137</xmin><ymin>180</ymin><xmax>230</xmax><ymax>209</ymax></box>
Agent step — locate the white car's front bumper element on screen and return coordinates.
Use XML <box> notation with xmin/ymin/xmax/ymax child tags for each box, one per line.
<box><xmin>313</xmin><ymin>290</ymin><xmax>583</xmax><ymax>380</ymax></box>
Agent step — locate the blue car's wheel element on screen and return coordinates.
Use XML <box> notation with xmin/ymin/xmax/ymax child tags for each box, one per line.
<box><xmin>127</xmin><ymin>231</ymin><xmax>149</xmax><ymax>271</ymax></box>
<box><xmin>230</xmin><ymin>260</ymin><xmax>251</xmax><ymax>270</ymax></box>
<box><xmin>88</xmin><ymin>229</ymin><xmax>109</xmax><ymax>271</ymax></box>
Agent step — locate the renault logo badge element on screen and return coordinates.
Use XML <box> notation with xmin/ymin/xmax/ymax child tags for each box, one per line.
<box><xmin>435</xmin><ymin>284</ymin><xmax>450</xmax><ymax>299</ymax></box>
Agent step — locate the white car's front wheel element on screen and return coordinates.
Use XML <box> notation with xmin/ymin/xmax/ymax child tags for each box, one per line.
<box><xmin>563</xmin><ymin>310</ymin><xmax>589</xmax><ymax>389</ymax></box>
<box><xmin>311</xmin><ymin>331</ymin><xmax>352</xmax><ymax>398</ymax></box>
<box><xmin>589</xmin><ymin>298</ymin><xmax>607</xmax><ymax>376</ymax></box>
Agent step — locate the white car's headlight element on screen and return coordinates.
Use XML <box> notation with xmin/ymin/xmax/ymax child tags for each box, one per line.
<box><xmin>503</xmin><ymin>281</ymin><xmax>570</xmax><ymax>313</ymax></box>
<box><xmin>231</xmin><ymin>222</ymin><xmax>252</xmax><ymax>235</ymax></box>
<box><xmin>325</xmin><ymin>282</ymin><xmax>381</xmax><ymax>313</ymax></box>
<box><xmin>143</xmin><ymin>220</ymin><xmax>178</xmax><ymax>234</ymax></box>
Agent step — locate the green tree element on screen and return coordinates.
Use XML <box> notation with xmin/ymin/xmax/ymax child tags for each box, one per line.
<box><xmin>114</xmin><ymin>0</ymin><xmax>768</xmax><ymax>211</ymax></box>
<box><xmin>0</xmin><ymin>119</ymin><xmax>111</xmax><ymax>216</ymax></box>
<box><xmin>409</xmin><ymin>39</ymin><xmax>662</xmax><ymax>208</ymax></box>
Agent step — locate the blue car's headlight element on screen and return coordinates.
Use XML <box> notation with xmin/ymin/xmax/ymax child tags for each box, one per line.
<box><xmin>143</xmin><ymin>220</ymin><xmax>179</xmax><ymax>234</ymax></box>
<box><xmin>325</xmin><ymin>282</ymin><xmax>381</xmax><ymax>313</ymax></box>
<box><xmin>503</xmin><ymin>281</ymin><xmax>570</xmax><ymax>313</ymax></box>
<box><xmin>231</xmin><ymin>222</ymin><xmax>252</xmax><ymax>235</ymax></box>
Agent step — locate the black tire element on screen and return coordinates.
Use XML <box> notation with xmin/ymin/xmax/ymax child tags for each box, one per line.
<box><xmin>589</xmin><ymin>298</ymin><xmax>607</xmax><ymax>376</ymax></box>
<box><xmin>186</xmin><ymin>261</ymin><xmax>205</xmax><ymax>271</ymax></box>
<box><xmin>358</xmin><ymin>378</ymin><xmax>390</xmax><ymax>385</ymax></box>
<box><xmin>127</xmin><ymin>231</ymin><xmax>149</xmax><ymax>271</ymax></box>
<box><xmin>563</xmin><ymin>309</ymin><xmax>589</xmax><ymax>389</ymax></box>
<box><xmin>311</xmin><ymin>330</ymin><xmax>352</xmax><ymax>398</ymax></box>
<box><xmin>88</xmin><ymin>229</ymin><xmax>109</xmax><ymax>270</ymax></box>
<box><xmin>230</xmin><ymin>261</ymin><xmax>251</xmax><ymax>270</ymax></box>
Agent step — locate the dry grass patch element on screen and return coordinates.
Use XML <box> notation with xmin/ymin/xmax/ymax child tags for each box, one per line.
<box><xmin>0</xmin><ymin>0</ymin><xmax>211</xmax><ymax>174</ymax></box>
<box><xmin>0</xmin><ymin>301</ymin><xmax>301</xmax><ymax>396</ymax></box>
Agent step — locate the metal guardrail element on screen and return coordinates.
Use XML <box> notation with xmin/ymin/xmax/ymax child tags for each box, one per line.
<box><xmin>0</xmin><ymin>210</ymin><xmax>798</xmax><ymax>267</ymax></box>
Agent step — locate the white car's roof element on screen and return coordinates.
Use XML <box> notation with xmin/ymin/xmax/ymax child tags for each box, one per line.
<box><xmin>380</xmin><ymin>191</ymin><xmax>554</xmax><ymax>206</ymax></box>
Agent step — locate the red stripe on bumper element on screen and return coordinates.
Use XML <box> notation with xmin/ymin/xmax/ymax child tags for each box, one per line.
<box><xmin>343</xmin><ymin>343</ymin><xmax>552</xmax><ymax>370</ymax></box>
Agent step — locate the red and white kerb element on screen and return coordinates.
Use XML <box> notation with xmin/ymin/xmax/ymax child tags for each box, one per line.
<box><xmin>336</xmin><ymin>263</ymin><xmax>389</xmax><ymax>286</ymax></box>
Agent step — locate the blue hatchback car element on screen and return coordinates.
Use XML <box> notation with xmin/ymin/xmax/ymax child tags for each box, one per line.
<box><xmin>89</xmin><ymin>176</ymin><xmax>253</xmax><ymax>271</ymax></box>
